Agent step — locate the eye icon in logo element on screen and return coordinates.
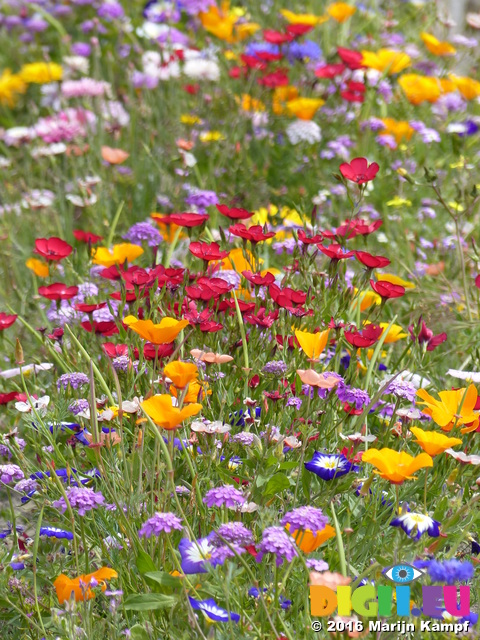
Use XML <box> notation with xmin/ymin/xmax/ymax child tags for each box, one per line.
<box><xmin>385</xmin><ymin>564</ymin><xmax>423</xmax><ymax>584</ymax></box>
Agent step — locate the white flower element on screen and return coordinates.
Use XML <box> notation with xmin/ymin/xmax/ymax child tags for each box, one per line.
<box><xmin>339</xmin><ymin>432</ymin><xmax>377</xmax><ymax>443</ymax></box>
<box><xmin>66</xmin><ymin>193</ymin><xmax>98</xmax><ymax>208</ymax></box>
<box><xmin>62</xmin><ymin>56</ymin><xmax>90</xmax><ymax>75</ymax></box>
<box><xmin>3</xmin><ymin>127</ymin><xmax>35</xmax><ymax>147</ymax></box>
<box><xmin>237</xmin><ymin>501</ymin><xmax>259</xmax><ymax>513</ymax></box>
<box><xmin>0</xmin><ymin>363</ymin><xmax>53</xmax><ymax>379</ymax></box>
<box><xmin>15</xmin><ymin>395</ymin><xmax>50</xmax><ymax>414</ymax></box>
<box><xmin>180</xmin><ymin>150</ymin><xmax>197</xmax><ymax>167</ymax></box>
<box><xmin>394</xmin><ymin>370</ymin><xmax>431</xmax><ymax>389</ymax></box>
<box><xmin>286</xmin><ymin>120</ymin><xmax>321</xmax><ymax>145</ymax></box>
<box><xmin>30</xmin><ymin>143</ymin><xmax>67</xmax><ymax>158</ymax></box>
<box><xmin>120</xmin><ymin>398</ymin><xmax>142</xmax><ymax>413</ymax></box>
<box><xmin>184</xmin><ymin>58</ymin><xmax>220</xmax><ymax>82</ymax></box>
<box><xmin>447</xmin><ymin>369</ymin><xmax>480</xmax><ymax>383</ymax></box>
<box><xmin>191</xmin><ymin>420</ymin><xmax>230</xmax><ymax>434</ymax></box>
<box><xmin>445</xmin><ymin>449</ymin><xmax>480</xmax><ymax>465</ymax></box>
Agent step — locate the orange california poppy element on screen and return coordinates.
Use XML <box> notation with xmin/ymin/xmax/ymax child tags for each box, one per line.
<box><xmin>164</xmin><ymin>361</ymin><xmax>199</xmax><ymax>388</ymax></box>
<box><xmin>26</xmin><ymin>258</ymin><xmax>49</xmax><ymax>278</ymax></box>
<box><xmin>420</xmin><ymin>33</ymin><xmax>456</xmax><ymax>56</ymax></box>
<box><xmin>381</xmin><ymin>118</ymin><xmax>414</xmax><ymax>143</ymax></box>
<box><xmin>141</xmin><ymin>394</ymin><xmax>202</xmax><ymax>430</ymax></box>
<box><xmin>397</xmin><ymin>74</ymin><xmax>441</xmax><ymax>105</ymax></box>
<box><xmin>449</xmin><ymin>75</ymin><xmax>480</xmax><ymax>100</ymax></box>
<box><xmin>286</xmin><ymin>97</ymin><xmax>324</xmax><ymax>120</ymax></box>
<box><xmin>295</xmin><ymin>329</ymin><xmax>330</xmax><ymax>360</ymax></box>
<box><xmin>410</xmin><ymin>427</ymin><xmax>462</xmax><ymax>456</ymax></box>
<box><xmin>124</xmin><ymin>315</ymin><xmax>189</xmax><ymax>344</ymax></box>
<box><xmin>327</xmin><ymin>2</ymin><xmax>356</xmax><ymax>22</ymax></box>
<box><xmin>361</xmin><ymin>49</ymin><xmax>411</xmax><ymax>74</ymax></box>
<box><xmin>362</xmin><ymin>448</ymin><xmax>433</xmax><ymax>484</ymax></box>
<box><xmin>170</xmin><ymin>379</ymin><xmax>211</xmax><ymax>403</ymax></box>
<box><xmin>286</xmin><ymin>523</ymin><xmax>336</xmax><ymax>553</ymax></box>
<box><xmin>101</xmin><ymin>146</ymin><xmax>129</xmax><ymax>164</ymax></box>
<box><xmin>416</xmin><ymin>385</ymin><xmax>479</xmax><ymax>433</ymax></box>
<box><xmin>54</xmin><ymin>567</ymin><xmax>118</xmax><ymax>604</ymax></box>
<box><xmin>92</xmin><ymin>243</ymin><xmax>144</xmax><ymax>267</ymax></box>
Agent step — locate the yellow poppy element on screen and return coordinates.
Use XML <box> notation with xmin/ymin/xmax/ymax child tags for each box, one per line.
<box><xmin>376</xmin><ymin>273</ymin><xmax>415</xmax><ymax>288</ymax></box>
<box><xmin>416</xmin><ymin>385</ymin><xmax>479</xmax><ymax>433</ymax></box>
<box><xmin>353</xmin><ymin>289</ymin><xmax>382</xmax><ymax>312</ymax></box>
<box><xmin>295</xmin><ymin>329</ymin><xmax>330</xmax><ymax>360</ymax></box>
<box><xmin>421</xmin><ymin>33</ymin><xmax>456</xmax><ymax>56</ymax></box>
<box><xmin>199</xmin><ymin>131</ymin><xmax>225</xmax><ymax>142</ymax></box>
<box><xmin>170</xmin><ymin>379</ymin><xmax>211</xmax><ymax>403</ymax></box>
<box><xmin>234</xmin><ymin>22</ymin><xmax>260</xmax><ymax>40</ymax></box>
<box><xmin>398</xmin><ymin>74</ymin><xmax>441</xmax><ymax>105</ymax></box>
<box><xmin>164</xmin><ymin>361</ymin><xmax>198</xmax><ymax>389</ymax></box>
<box><xmin>0</xmin><ymin>69</ymin><xmax>26</xmax><ymax>107</ymax></box>
<box><xmin>381</xmin><ymin>118</ymin><xmax>414</xmax><ymax>143</ymax></box>
<box><xmin>280</xmin><ymin>9</ymin><xmax>329</xmax><ymax>25</ymax></box>
<box><xmin>286</xmin><ymin>97</ymin><xmax>324</xmax><ymax>120</ymax></box>
<box><xmin>362</xmin><ymin>448</ymin><xmax>433</xmax><ymax>484</ymax></box>
<box><xmin>361</xmin><ymin>49</ymin><xmax>411</xmax><ymax>74</ymax></box>
<box><xmin>26</xmin><ymin>258</ymin><xmax>49</xmax><ymax>278</ymax></box>
<box><xmin>377</xmin><ymin>322</ymin><xmax>408</xmax><ymax>343</ymax></box>
<box><xmin>92</xmin><ymin>243</ymin><xmax>144</xmax><ymax>267</ymax></box>
<box><xmin>54</xmin><ymin>567</ymin><xmax>118</xmax><ymax>604</ymax></box>
<box><xmin>410</xmin><ymin>427</ymin><xmax>462</xmax><ymax>456</ymax></box>
<box><xmin>199</xmin><ymin>2</ymin><xmax>238</xmax><ymax>42</ymax></box>
<box><xmin>449</xmin><ymin>75</ymin><xmax>480</xmax><ymax>100</ymax></box>
<box><xmin>327</xmin><ymin>2</ymin><xmax>356</xmax><ymax>22</ymax></box>
<box><xmin>221</xmin><ymin>247</ymin><xmax>260</xmax><ymax>272</ymax></box>
<box><xmin>286</xmin><ymin>523</ymin><xmax>336</xmax><ymax>553</ymax></box>
<box><xmin>240</xmin><ymin>94</ymin><xmax>265</xmax><ymax>112</ymax></box>
<box><xmin>20</xmin><ymin>62</ymin><xmax>62</xmax><ymax>83</ymax></box>
<box><xmin>124</xmin><ymin>315</ymin><xmax>189</xmax><ymax>345</ymax></box>
<box><xmin>141</xmin><ymin>394</ymin><xmax>202</xmax><ymax>430</ymax></box>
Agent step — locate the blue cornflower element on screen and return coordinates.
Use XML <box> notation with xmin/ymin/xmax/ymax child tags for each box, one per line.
<box><xmin>427</xmin><ymin>560</ymin><xmax>474</xmax><ymax>584</ymax></box>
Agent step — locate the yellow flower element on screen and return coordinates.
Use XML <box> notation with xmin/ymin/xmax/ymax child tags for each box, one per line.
<box><xmin>398</xmin><ymin>74</ymin><xmax>441</xmax><ymax>105</ymax></box>
<box><xmin>449</xmin><ymin>75</ymin><xmax>480</xmax><ymax>100</ymax></box>
<box><xmin>362</xmin><ymin>448</ymin><xmax>433</xmax><ymax>484</ymax></box>
<box><xmin>170</xmin><ymin>379</ymin><xmax>211</xmax><ymax>403</ymax></box>
<box><xmin>416</xmin><ymin>385</ymin><xmax>479</xmax><ymax>433</ymax></box>
<box><xmin>286</xmin><ymin>97</ymin><xmax>324</xmax><ymax>120</ymax></box>
<box><xmin>295</xmin><ymin>329</ymin><xmax>330</xmax><ymax>360</ymax></box>
<box><xmin>410</xmin><ymin>427</ymin><xmax>462</xmax><ymax>456</ymax></box>
<box><xmin>376</xmin><ymin>273</ymin><xmax>415</xmax><ymax>288</ymax></box>
<box><xmin>199</xmin><ymin>131</ymin><xmax>225</xmax><ymax>142</ymax></box>
<box><xmin>327</xmin><ymin>2</ymin><xmax>356</xmax><ymax>22</ymax></box>
<box><xmin>385</xmin><ymin>197</ymin><xmax>412</xmax><ymax>207</ymax></box>
<box><xmin>26</xmin><ymin>258</ymin><xmax>49</xmax><ymax>278</ymax></box>
<box><xmin>280</xmin><ymin>9</ymin><xmax>329</xmax><ymax>25</ymax></box>
<box><xmin>180</xmin><ymin>114</ymin><xmax>202</xmax><ymax>125</ymax></box>
<box><xmin>377</xmin><ymin>322</ymin><xmax>408</xmax><ymax>343</ymax></box>
<box><xmin>361</xmin><ymin>49</ymin><xmax>411</xmax><ymax>74</ymax></box>
<box><xmin>199</xmin><ymin>2</ymin><xmax>238</xmax><ymax>42</ymax></box>
<box><xmin>234</xmin><ymin>22</ymin><xmax>260</xmax><ymax>40</ymax></box>
<box><xmin>124</xmin><ymin>315</ymin><xmax>189</xmax><ymax>345</ymax></box>
<box><xmin>92</xmin><ymin>243</ymin><xmax>144</xmax><ymax>267</ymax></box>
<box><xmin>239</xmin><ymin>94</ymin><xmax>265</xmax><ymax>112</ymax></box>
<box><xmin>381</xmin><ymin>118</ymin><xmax>414</xmax><ymax>143</ymax></box>
<box><xmin>353</xmin><ymin>289</ymin><xmax>382</xmax><ymax>312</ymax></box>
<box><xmin>272</xmin><ymin>85</ymin><xmax>299</xmax><ymax>115</ymax></box>
<box><xmin>0</xmin><ymin>69</ymin><xmax>26</xmax><ymax>107</ymax></box>
<box><xmin>142</xmin><ymin>394</ymin><xmax>202</xmax><ymax>430</ymax></box>
<box><xmin>164</xmin><ymin>361</ymin><xmax>198</xmax><ymax>389</ymax></box>
<box><xmin>421</xmin><ymin>33</ymin><xmax>456</xmax><ymax>56</ymax></box>
<box><xmin>20</xmin><ymin>62</ymin><xmax>62</xmax><ymax>84</ymax></box>
<box><xmin>221</xmin><ymin>247</ymin><xmax>260</xmax><ymax>272</ymax></box>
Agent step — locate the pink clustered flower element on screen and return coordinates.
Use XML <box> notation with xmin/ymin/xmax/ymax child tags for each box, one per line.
<box><xmin>53</xmin><ymin>486</ymin><xmax>105</xmax><ymax>516</ymax></box>
<box><xmin>34</xmin><ymin>108</ymin><xmax>96</xmax><ymax>143</ymax></box>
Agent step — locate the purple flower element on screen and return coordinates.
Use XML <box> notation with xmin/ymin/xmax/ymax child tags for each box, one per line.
<box><xmin>214</xmin><ymin>522</ymin><xmax>254</xmax><ymax>547</ymax></box>
<box><xmin>256</xmin><ymin>526</ymin><xmax>298</xmax><ymax>566</ymax></box>
<box><xmin>286</xmin><ymin>397</ymin><xmax>302</xmax><ymax>409</ymax></box>
<box><xmin>40</xmin><ymin>527</ymin><xmax>74</xmax><ymax>540</ymax></box>
<box><xmin>14</xmin><ymin>478</ymin><xmax>38</xmax><ymax>494</ymax></box>
<box><xmin>112</xmin><ymin>356</ymin><xmax>130</xmax><ymax>372</ymax></box>
<box><xmin>304</xmin><ymin>452</ymin><xmax>358</xmax><ymax>481</ymax></box>
<box><xmin>178</xmin><ymin>0</ymin><xmax>215</xmax><ymax>15</ymax></box>
<box><xmin>262</xmin><ymin>361</ymin><xmax>287</xmax><ymax>376</ymax></box>
<box><xmin>57</xmin><ymin>372</ymin><xmax>89</xmax><ymax>391</ymax></box>
<box><xmin>188</xmin><ymin>596</ymin><xmax>240</xmax><ymax>623</ymax></box>
<box><xmin>306</xmin><ymin>559</ymin><xmax>329</xmax><ymax>572</ymax></box>
<box><xmin>179</xmin><ymin>535</ymin><xmax>219</xmax><ymax>573</ymax></box>
<box><xmin>69</xmin><ymin>399</ymin><xmax>90</xmax><ymax>415</ymax></box>
<box><xmin>53</xmin><ymin>486</ymin><xmax>105</xmax><ymax>516</ymax></box>
<box><xmin>281</xmin><ymin>506</ymin><xmax>328</xmax><ymax>534</ymax></box>
<box><xmin>0</xmin><ymin>464</ymin><xmax>24</xmax><ymax>484</ymax></box>
<box><xmin>138</xmin><ymin>512</ymin><xmax>183</xmax><ymax>538</ymax></box>
<box><xmin>383</xmin><ymin>377</ymin><xmax>416</xmax><ymax>401</ymax></box>
<box><xmin>123</xmin><ymin>222</ymin><xmax>162</xmax><ymax>247</ymax></box>
<box><xmin>232</xmin><ymin>432</ymin><xmax>254</xmax><ymax>446</ymax></box>
<box><xmin>427</xmin><ymin>560</ymin><xmax>474</xmax><ymax>584</ymax></box>
<box><xmin>71</xmin><ymin>42</ymin><xmax>91</xmax><ymax>56</ymax></box>
<box><xmin>336</xmin><ymin>382</ymin><xmax>370</xmax><ymax>409</ymax></box>
<box><xmin>203</xmin><ymin>485</ymin><xmax>245</xmax><ymax>508</ymax></box>
<box><xmin>390</xmin><ymin>512</ymin><xmax>440</xmax><ymax>540</ymax></box>
<box><xmin>183</xmin><ymin>187</ymin><xmax>218</xmax><ymax>213</ymax></box>
<box><xmin>210</xmin><ymin>544</ymin><xmax>245</xmax><ymax>563</ymax></box>
<box><xmin>98</xmin><ymin>1</ymin><xmax>125</xmax><ymax>20</ymax></box>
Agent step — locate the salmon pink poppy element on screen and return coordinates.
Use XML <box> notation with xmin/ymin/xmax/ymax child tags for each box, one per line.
<box><xmin>0</xmin><ymin>313</ymin><xmax>17</xmax><ymax>330</ymax></box>
<box><xmin>370</xmin><ymin>279</ymin><xmax>406</xmax><ymax>299</ymax></box>
<box><xmin>216</xmin><ymin>204</ymin><xmax>254</xmax><ymax>220</ymax></box>
<box><xmin>339</xmin><ymin>157</ymin><xmax>379</xmax><ymax>184</ymax></box>
<box><xmin>35</xmin><ymin>237</ymin><xmax>73</xmax><ymax>261</ymax></box>
<box><xmin>38</xmin><ymin>283</ymin><xmax>79</xmax><ymax>300</ymax></box>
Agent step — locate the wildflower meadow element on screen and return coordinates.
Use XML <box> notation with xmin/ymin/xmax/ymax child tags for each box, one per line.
<box><xmin>1</xmin><ymin>0</ymin><xmax>480</xmax><ymax>638</ymax></box>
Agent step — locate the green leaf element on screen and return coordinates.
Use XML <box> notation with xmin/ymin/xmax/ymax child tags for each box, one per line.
<box><xmin>136</xmin><ymin>550</ymin><xmax>157</xmax><ymax>575</ymax></box>
<box><xmin>279</xmin><ymin>461</ymin><xmax>298</xmax><ymax>471</ymax></box>
<box><xmin>263</xmin><ymin>472</ymin><xmax>290</xmax><ymax>496</ymax></box>
<box><xmin>144</xmin><ymin>571</ymin><xmax>182</xmax><ymax>589</ymax></box>
<box><xmin>129</xmin><ymin>624</ymin><xmax>151</xmax><ymax>640</ymax></box>
<box><xmin>124</xmin><ymin>593</ymin><xmax>177</xmax><ymax>611</ymax></box>
<box><xmin>302</xmin><ymin>467</ymin><xmax>311</xmax><ymax>502</ymax></box>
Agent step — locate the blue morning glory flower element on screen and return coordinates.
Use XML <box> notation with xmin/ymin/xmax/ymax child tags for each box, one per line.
<box><xmin>304</xmin><ymin>452</ymin><xmax>358</xmax><ymax>480</ymax></box>
<box><xmin>188</xmin><ymin>596</ymin><xmax>240</xmax><ymax>623</ymax></box>
<box><xmin>179</xmin><ymin>535</ymin><xmax>222</xmax><ymax>574</ymax></box>
<box><xmin>389</xmin><ymin>512</ymin><xmax>440</xmax><ymax>540</ymax></box>
<box><xmin>39</xmin><ymin>527</ymin><xmax>74</xmax><ymax>540</ymax></box>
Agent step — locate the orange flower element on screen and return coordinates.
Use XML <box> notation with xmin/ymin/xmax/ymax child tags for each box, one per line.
<box><xmin>398</xmin><ymin>74</ymin><xmax>441</xmax><ymax>105</ymax></box>
<box><xmin>381</xmin><ymin>118</ymin><xmax>414</xmax><ymax>143</ymax></box>
<box><xmin>416</xmin><ymin>385</ymin><xmax>479</xmax><ymax>433</ymax></box>
<box><xmin>421</xmin><ymin>33</ymin><xmax>456</xmax><ymax>56</ymax></box>
<box><xmin>141</xmin><ymin>394</ymin><xmax>202</xmax><ymax>430</ymax></box>
<box><xmin>361</xmin><ymin>49</ymin><xmax>411</xmax><ymax>74</ymax></box>
<box><xmin>26</xmin><ymin>258</ymin><xmax>49</xmax><ymax>278</ymax></box>
<box><xmin>190</xmin><ymin>349</ymin><xmax>233</xmax><ymax>364</ymax></box>
<box><xmin>199</xmin><ymin>2</ymin><xmax>238</xmax><ymax>42</ymax></box>
<box><xmin>286</xmin><ymin>523</ymin><xmax>336</xmax><ymax>553</ymax></box>
<box><xmin>295</xmin><ymin>329</ymin><xmax>330</xmax><ymax>360</ymax></box>
<box><xmin>296</xmin><ymin>369</ymin><xmax>340</xmax><ymax>389</ymax></box>
<box><xmin>272</xmin><ymin>85</ymin><xmax>299</xmax><ymax>115</ymax></box>
<box><xmin>151</xmin><ymin>215</ymin><xmax>185</xmax><ymax>243</ymax></box>
<box><xmin>327</xmin><ymin>2</ymin><xmax>356</xmax><ymax>22</ymax></box>
<box><xmin>54</xmin><ymin>567</ymin><xmax>118</xmax><ymax>604</ymax></box>
<box><xmin>362</xmin><ymin>448</ymin><xmax>433</xmax><ymax>484</ymax></box>
<box><xmin>124</xmin><ymin>315</ymin><xmax>189</xmax><ymax>344</ymax></box>
<box><xmin>92</xmin><ymin>243</ymin><xmax>144</xmax><ymax>267</ymax></box>
<box><xmin>449</xmin><ymin>75</ymin><xmax>480</xmax><ymax>100</ymax></box>
<box><xmin>101</xmin><ymin>146</ymin><xmax>129</xmax><ymax>164</ymax></box>
<box><xmin>410</xmin><ymin>427</ymin><xmax>462</xmax><ymax>456</ymax></box>
<box><xmin>170</xmin><ymin>379</ymin><xmax>210</xmax><ymax>403</ymax></box>
<box><xmin>286</xmin><ymin>97</ymin><xmax>324</xmax><ymax>120</ymax></box>
<box><xmin>164</xmin><ymin>361</ymin><xmax>198</xmax><ymax>388</ymax></box>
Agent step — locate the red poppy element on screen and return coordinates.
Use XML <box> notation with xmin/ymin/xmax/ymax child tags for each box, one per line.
<box><xmin>199</xmin><ymin>321</ymin><xmax>223</xmax><ymax>332</ymax></box>
<box><xmin>254</xmin><ymin>51</ymin><xmax>284</xmax><ymax>62</ymax></box>
<box><xmin>47</xmin><ymin>327</ymin><xmax>64</xmax><ymax>341</ymax></box>
<box><xmin>353</xmin><ymin>219</ymin><xmax>383</xmax><ymax>236</ymax></box>
<box><xmin>75</xmin><ymin>302</ymin><xmax>107</xmax><ymax>313</ymax></box>
<box><xmin>216</xmin><ymin>204</ymin><xmax>253</xmax><ymax>220</ymax></box>
<box><xmin>342</xmin><ymin>402</ymin><xmax>364</xmax><ymax>416</ymax></box>
<box><xmin>275</xmin><ymin>334</ymin><xmax>296</xmax><ymax>349</ymax></box>
<box><xmin>297</xmin><ymin>229</ymin><xmax>323</xmax><ymax>244</ymax></box>
<box><xmin>344</xmin><ymin>323</ymin><xmax>383</xmax><ymax>348</ymax></box>
<box><xmin>102</xmin><ymin>342</ymin><xmax>130</xmax><ymax>358</ymax></box>
<box><xmin>257</xmin><ymin>70</ymin><xmax>289</xmax><ymax>88</ymax></box>
<box><xmin>239</xmin><ymin>55</ymin><xmax>267</xmax><ymax>71</ymax></box>
<box><xmin>143</xmin><ymin>342</ymin><xmax>175</xmax><ymax>361</ymax></box>
<box><xmin>0</xmin><ymin>313</ymin><xmax>17</xmax><ymax>330</ymax></box>
<box><xmin>339</xmin><ymin>157</ymin><xmax>379</xmax><ymax>184</ymax></box>
<box><xmin>0</xmin><ymin>391</ymin><xmax>26</xmax><ymax>404</ymax></box>
<box><xmin>35</xmin><ymin>237</ymin><xmax>73</xmax><ymax>261</ymax></box>
<box><xmin>186</xmin><ymin>277</ymin><xmax>234</xmax><ymax>301</ymax></box>
<box><xmin>269</xmin><ymin>283</ymin><xmax>307</xmax><ymax>308</ymax></box>
<box><xmin>38</xmin><ymin>283</ymin><xmax>79</xmax><ymax>300</ymax></box>
<box><xmin>157</xmin><ymin>213</ymin><xmax>209</xmax><ymax>228</ymax></box>
<box><xmin>286</xmin><ymin>23</ymin><xmax>314</xmax><ymax>37</ymax></box>
<box><xmin>229</xmin><ymin>224</ymin><xmax>276</xmax><ymax>243</ymax></box>
<box><xmin>337</xmin><ymin>47</ymin><xmax>364</xmax><ymax>70</ymax></box>
<box><xmin>249</xmin><ymin>375</ymin><xmax>260</xmax><ymax>388</ymax></box>
<box><xmin>81</xmin><ymin>321</ymin><xmax>119</xmax><ymax>336</ymax></box>
<box><xmin>408</xmin><ymin>319</ymin><xmax>447</xmax><ymax>351</ymax></box>
<box><xmin>73</xmin><ymin>229</ymin><xmax>103</xmax><ymax>244</ymax></box>
<box><xmin>355</xmin><ymin>251</ymin><xmax>390</xmax><ymax>269</ymax></box>
<box><xmin>183</xmin><ymin>83</ymin><xmax>200</xmax><ymax>94</ymax></box>
<box><xmin>341</xmin><ymin>81</ymin><xmax>366</xmax><ymax>103</ymax></box>
<box><xmin>475</xmin><ymin>275</ymin><xmax>480</xmax><ymax>289</ymax></box>
<box><xmin>242</xmin><ymin>270</ymin><xmax>275</xmax><ymax>286</ymax></box>
<box><xmin>244</xmin><ymin>308</ymin><xmax>279</xmax><ymax>328</ymax></box>
<box><xmin>370</xmin><ymin>279</ymin><xmax>406</xmax><ymax>299</ymax></box>
<box><xmin>263</xmin><ymin>29</ymin><xmax>294</xmax><ymax>44</ymax></box>
<box><xmin>99</xmin><ymin>265</ymin><xmax>126</xmax><ymax>281</ymax></box>
<box><xmin>318</xmin><ymin>244</ymin><xmax>355</xmax><ymax>260</ymax></box>
<box><xmin>315</xmin><ymin>63</ymin><xmax>346</xmax><ymax>78</ymax></box>
<box><xmin>189</xmin><ymin>241</ymin><xmax>229</xmax><ymax>262</ymax></box>
<box><xmin>217</xmin><ymin>299</ymin><xmax>256</xmax><ymax>314</ymax></box>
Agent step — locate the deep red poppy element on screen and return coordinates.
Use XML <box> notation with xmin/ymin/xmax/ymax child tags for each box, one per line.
<box><xmin>34</xmin><ymin>237</ymin><xmax>73</xmax><ymax>261</ymax></box>
<box><xmin>254</xmin><ymin>51</ymin><xmax>284</xmax><ymax>62</ymax></box>
<box><xmin>318</xmin><ymin>244</ymin><xmax>355</xmax><ymax>260</ymax></box>
<box><xmin>257</xmin><ymin>70</ymin><xmax>289</xmax><ymax>88</ymax></box>
<box><xmin>344</xmin><ymin>323</ymin><xmax>383</xmax><ymax>348</ymax></box>
<box><xmin>0</xmin><ymin>391</ymin><xmax>26</xmax><ymax>404</ymax></box>
<box><xmin>269</xmin><ymin>283</ymin><xmax>307</xmax><ymax>308</ymax></box>
<box><xmin>216</xmin><ymin>204</ymin><xmax>253</xmax><ymax>220</ymax></box>
<box><xmin>166</xmin><ymin>213</ymin><xmax>209</xmax><ymax>227</ymax></box>
<box><xmin>189</xmin><ymin>241</ymin><xmax>229</xmax><ymax>262</ymax></box>
<box><xmin>408</xmin><ymin>319</ymin><xmax>447</xmax><ymax>351</ymax></box>
<box><xmin>185</xmin><ymin>277</ymin><xmax>234</xmax><ymax>301</ymax></box>
<box><xmin>370</xmin><ymin>280</ymin><xmax>406</xmax><ymax>299</ymax></box>
<box><xmin>75</xmin><ymin>302</ymin><xmax>107</xmax><ymax>313</ymax></box>
<box><xmin>102</xmin><ymin>342</ymin><xmax>130</xmax><ymax>358</ymax></box>
<box><xmin>229</xmin><ymin>224</ymin><xmax>276</xmax><ymax>243</ymax></box>
<box><xmin>355</xmin><ymin>251</ymin><xmax>390</xmax><ymax>269</ymax></box>
<box><xmin>263</xmin><ymin>29</ymin><xmax>294</xmax><ymax>44</ymax></box>
<box><xmin>47</xmin><ymin>327</ymin><xmax>64</xmax><ymax>341</ymax></box>
<box><xmin>244</xmin><ymin>308</ymin><xmax>279</xmax><ymax>328</ymax></box>
<box><xmin>73</xmin><ymin>229</ymin><xmax>103</xmax><ymax>244</ymax></box>
<box><xmin>242</xmin><ymin>270</ymin><xmax>275</xmax><ymax>286</ymax></box>
<box><xmin>286</xmin><ymin>23</ymin><xmax>314</xmax><ymax>37</ymax></box>
<box><xmin>315</xmin><ymin>63</ymin><xmax>346</xmax><ymax>78</ymax></box>
<box><xmin>38</xmin><ymin>283</ymin><xmax>79</xmax><ymax>301</ymax></box>
<box><xmin>340</xmin><ymin>157</ymin><xmax>379</xmax><ymax>185</ymax></box>
<box><xmin>297</xmin><ymin>229</ymin><xmax>323</xmax><ymax>244</ymax></box>
<box><xmin>248</xmin><ymin>375</ymin><xmax>260</xmax><ymax>388</ymax></box>
<box><xmin>337</xmin><ymin>47</ymin><xmax>364</xmax><ymax>70</ymax></box>
<box><xmin>81</xmin><ymin>321</ymin><xmax>119</xmax><ymax>336</ymax></box>
<box><xmin>183</xmin><ymin>83</ymin><xmax>200</xmax><ymax>95</ymax></box>
<box><xmin>143</xmin><ymin>342</ymin><xmax>175</xmax><ymax>361</ymax></box>
<box><xmin>0</xmin><ymin>313</ymin><xmax>17</xmax><ymax>330</ymax></box>
<box><xmin>217</xmin><ymin>299</ymin><xmax>256</xmax><ymax>314</ymax></box>
<box><xmin>239</xmin><ymin>55</ymin><xmax>267</xmax><ymax>71</ymax></box>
